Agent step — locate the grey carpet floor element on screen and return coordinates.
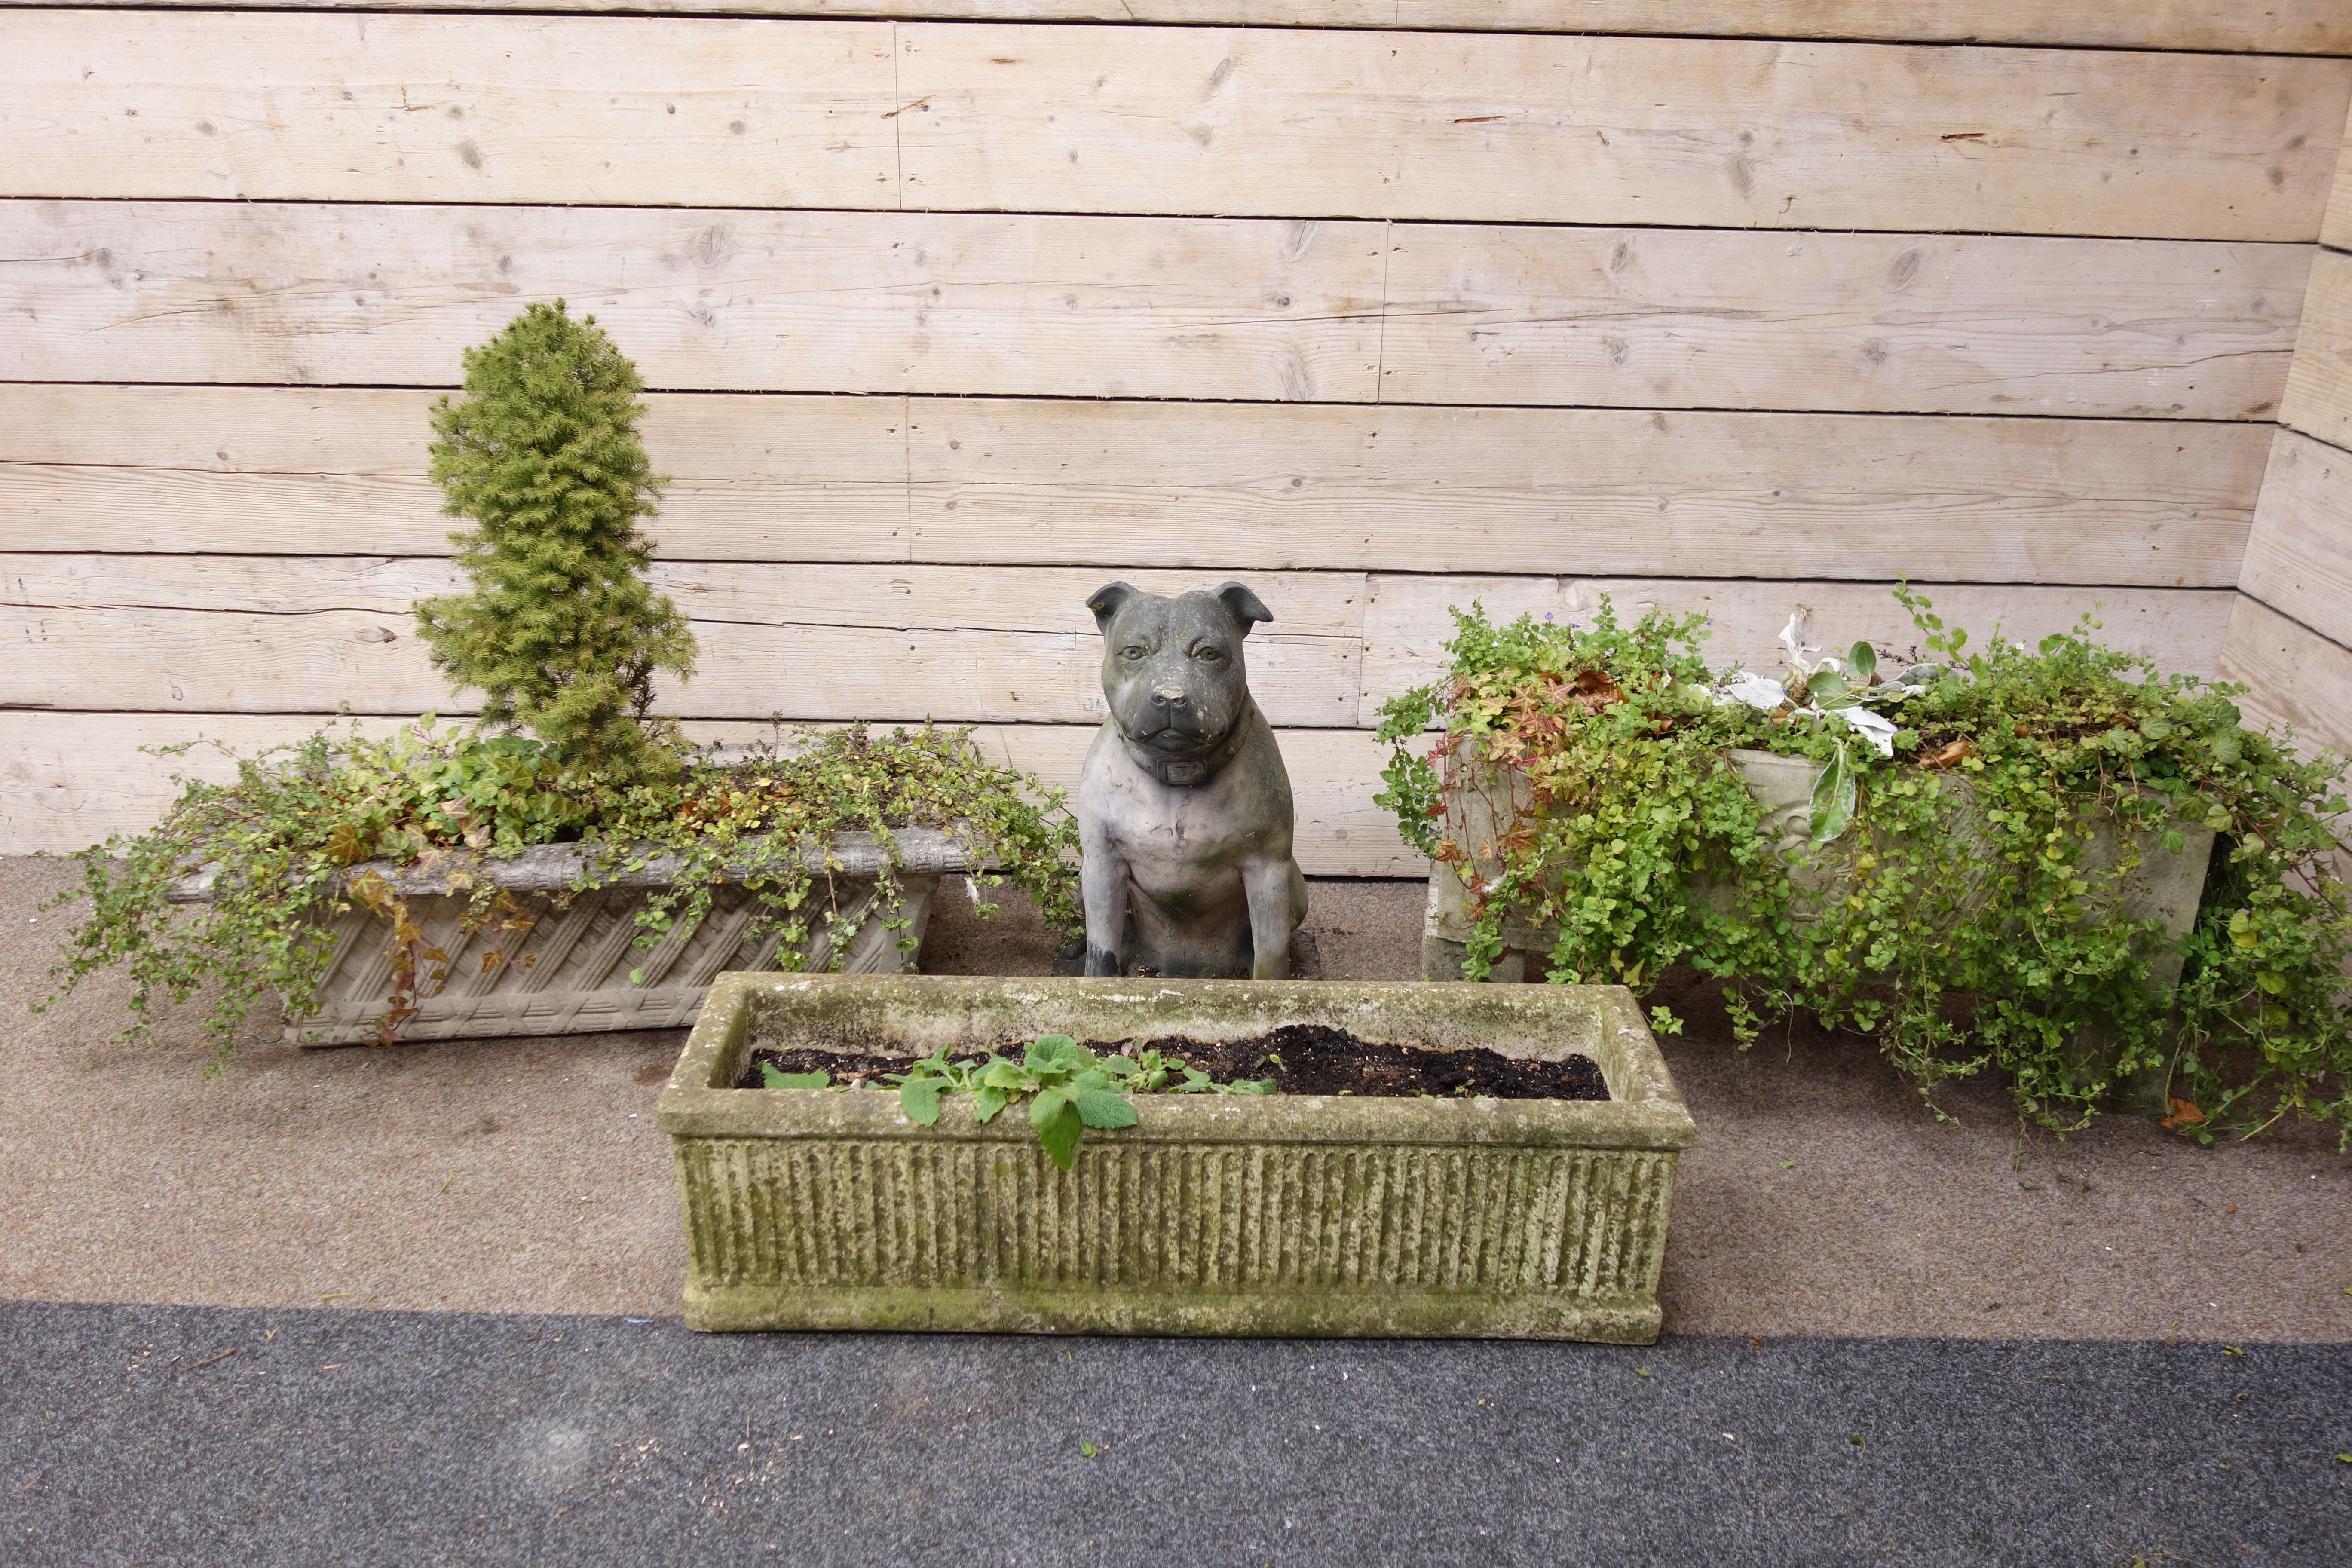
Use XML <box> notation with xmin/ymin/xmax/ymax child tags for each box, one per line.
<box><xmin>6</xmin><ymin>1299</ymin><xmax>2348</xmax><ymax>1568</ymax></box>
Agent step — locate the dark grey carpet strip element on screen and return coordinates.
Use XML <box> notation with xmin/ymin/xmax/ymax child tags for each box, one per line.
<box><xmin>3</xmin><ymin>1300</ymin><xmax>2346</xmax><ymax>1567</ymax></box>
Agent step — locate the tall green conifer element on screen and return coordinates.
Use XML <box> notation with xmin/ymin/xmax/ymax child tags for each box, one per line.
<box><xmin>416</xmin><ymin>301</ymin><xmax>697</xmax><ymax>778</ymax></box>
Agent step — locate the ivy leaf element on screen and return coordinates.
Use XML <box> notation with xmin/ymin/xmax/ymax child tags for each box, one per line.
<box><xmin>1036</xmin><ymin>1102</ymin><xmax>1084</xmax><ymax>1169</ymax></box>
<box><xmin>899</xmin><ymin>1076</ymin><xmax>943</xmax><ymax>1124</ymax></box>
<box><xmin>972</xmin><ymin>1085</ymin><xmax>1008</xmax><ymax>1124</ymax></box>
<box><xmin>323</xmin><ymin>820</ymin><xmax>376</xmax><ymax>865</ymax></box>
<box><xmin>1809</xmin><ymin>747</ymin><xmax>1856</xmax><ymax>844</ymax></box>
<box><xmin>759</xmin><ymin>1063</ymin><xmax>830</xmax><ymax>1090</ymax></box>
<box><xmin>1029</xmin><ymin>1084</ymin><xmax>1074</xmax><ymax>1128</ymax></box>
<box><xmin>1074</xmin><ymin>1088</ymin><xmax>1138</xmax><ymax>1129</ymax></box>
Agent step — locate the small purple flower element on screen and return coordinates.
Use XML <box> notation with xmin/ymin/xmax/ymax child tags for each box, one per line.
<box><xmin>1543</xmin><ymin>612</ymin><xmax>1554</xmax><ymax>623</ymax></box>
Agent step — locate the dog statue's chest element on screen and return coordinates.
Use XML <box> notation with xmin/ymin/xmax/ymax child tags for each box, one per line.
<box><xmin>1090</xmin><ymin>760</ymin><xmax>1265</xmax><ymax>879</ymax></box>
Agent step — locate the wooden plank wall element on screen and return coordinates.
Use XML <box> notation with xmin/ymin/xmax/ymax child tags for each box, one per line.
<box><xmin>2223</xmin><ymin>95</ymin><xmax>2352</xmax><ymax>765</ymax></box>
<box><xmin>5</xmin><ymin>5</ymin><xmax>2347</xmax><ymax>865</ymax></box>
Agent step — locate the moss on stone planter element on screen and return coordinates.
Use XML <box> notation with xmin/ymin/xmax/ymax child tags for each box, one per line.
<box><xmin>659</xmin><ymin>974</ymin><xmax>1695</xmax><ymax>1342</ymax></box>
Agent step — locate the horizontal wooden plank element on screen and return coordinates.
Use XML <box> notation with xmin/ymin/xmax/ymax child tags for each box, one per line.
<box><xmin>24</xmin><ymin>13</ymin><xmax>2339</xmax><ymax>239</ymax></box>
<box><xmin>2282</xmin><ymin>245</ymin><xmax>2352</xmax><ymax>447</ymax></box>
<box><xmin>12</xmin><ymin>14</ymin><xmax>899</xmax><ymax>208</ymax></box>
<box><xmin>1378</xmin><ymin>227</ymin><xmax>2306</xmax><ymax>420</ymax></box>
<box><xmin>0</xmin><ymin>387</ymin><xmax>2265</xmax><ymax>586</ymax></box>
<box><xmin>4</xmin><ymin>552</ymin><xmax>2237</xmax><ymax>724</ymax></box>
<box><xmin>0</xmin><ymin>386</ymin><xmax>915</xmax><ymax>560</ymax></box>
<box><xmin>1</xmin><ymin>556</ymin><xmax>1370</xmax><ymax>634</ymax></box>
<box><xmin>0</xmin><ymin>558</ymin><xmax>1366</xmax><ymax>726</ymax></box>
<box><xmin>2236</xmin><ymin>429</ymin><xmax>2352</xmax><ymax>650</ymax></box>
<box><xmin>1360</xmin><ymin>578</ymin><xmax>2238</xmax><ymax>702</ymax></box>
<box><xmin>0</xmin><ymin>202</ymin><xmax>2300</xmax><ymax>419</ymax></box>
<box><xmin>12</xmin><ymin>2</ymin><xmax>2345</xmax><ymax>57</ymax></box>
<box><xmin>0</xmin><ymin>201</ymin><xmax>1382</xmax><ymax>402</ymax></box>
<box><xmin>0</xmin><ymin>711</ymin><xmax>1425</xmax><ymax>874</ymax></box>
<box><xmin>900</xmin><ymin>401</ymin><xmax>2264</xmax><ymax>583</ymax></box>
<box><xmin>894</xmin><ymin>25</ymin><xmax>2345</xmax><ymax>239</ymax></box>
<box><xmin>2214</xmin><ymin>594</ymin><xmax>2352</xmax><ymax>762</ymax></box>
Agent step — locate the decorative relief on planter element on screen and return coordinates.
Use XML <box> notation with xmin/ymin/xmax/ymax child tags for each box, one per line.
<box><xmin>660</xmin><ymin>975</ymin><xmax>1695</xmax><ymax>1343</ymax></box>
<box><xmin>1420</xmin><ymin>747</ymin><xmax>2214</xmax><ymax>997</ymax></box>
<box><xmin>165</xmin><ymin>830</ymin><xmax>969</xmax><ymax>1046</ymax></box>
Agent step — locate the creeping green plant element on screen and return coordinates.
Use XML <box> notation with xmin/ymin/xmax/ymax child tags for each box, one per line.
<box><xmin>1377</xmin><ymin>588</ymin><xmax>2352</xmax><ymax>1142</ymax></box>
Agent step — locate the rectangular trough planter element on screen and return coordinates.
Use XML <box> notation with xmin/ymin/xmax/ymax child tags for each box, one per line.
<box><xmin>658</xmin><ymin>974</ymin><xmax>1695</xmax><ymax>1342</ymax></box>
<box><xmin>165</xmin><ymin>830</ymin><xmax>969</xmax><ymax>1045</ymax></box>
<box><xmin>1420</xmin><ymin>748</ymin><xmax>2214</xmax><ymax>1110</ymax></box>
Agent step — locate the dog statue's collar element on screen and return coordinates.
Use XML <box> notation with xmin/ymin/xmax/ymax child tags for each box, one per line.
<box><xmin>1121</xmin><ymin>713</ymin><xmax>1251</xmax><ymax>789</ymax></box>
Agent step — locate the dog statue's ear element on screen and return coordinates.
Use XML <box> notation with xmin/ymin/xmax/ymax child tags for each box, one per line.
<box><xmin>1087</xmin><ymin>581</ymin><xmax>1140</xmax><ymax>632</ymax></box>
<box><xmin>1214</xmin><ymin>582</ymin><xmax>1273</xmax><ymax>634</ymax></box>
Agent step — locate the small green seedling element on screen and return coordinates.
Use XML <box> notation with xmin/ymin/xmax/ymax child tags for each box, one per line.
<box><xmin>1080</xmin><ymin>1440</ymin><xmax>1100</xmax><ymax>1458</ymax></box>
<box><xmin>850</xmin><ymin>1035</ymin><xmax>1276</xmax><ymax>1170</ymax></box>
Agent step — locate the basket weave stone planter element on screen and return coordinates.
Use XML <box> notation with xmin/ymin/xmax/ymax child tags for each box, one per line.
<box><xmin>165</xmin><ymin>830</ymin><xmax>969</xmax><ymax>1045</ymax></box>
<box><xmin>658</xmin><ymin>974</ymin><xmax>1695</xmax><ymax>1342</ymax></box>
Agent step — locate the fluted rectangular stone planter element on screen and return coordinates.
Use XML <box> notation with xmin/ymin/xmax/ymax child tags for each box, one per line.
<box><xmin>658</xmin><ymin>974</ymin><xmax>1695</xmax><ymax>1342</ymax></box>
<box><xmin>165</xmin><ymin>830</ymin><xmax>969</xmax><ymax>1045</ymax></box>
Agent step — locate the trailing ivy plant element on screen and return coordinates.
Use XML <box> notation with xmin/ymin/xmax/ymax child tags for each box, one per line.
<box><xmin>38</xmin><ymin>721</ymin><xmax>1081</xmax><ymax>1069</ymax></box>
<box><xmin>760</xmin><ymin>1034</ymin><xmax>1275</xmax><ymax>1168</ymax></box>
<box><xmin>1376</xmin><ymin>592</ymin><xmax>2352</xmax><ymax>1143</ymax></box>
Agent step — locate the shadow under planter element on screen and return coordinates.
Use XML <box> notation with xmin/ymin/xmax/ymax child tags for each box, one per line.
<box><xmin>164</xmin><ymin>830</ymin><xmax>971</xmax><ymax>1045</ymax></box>
<box><xmin>658</xmin><ymin>974</ymin><xmax>1695</xmax><ymax>1343</ymax></box>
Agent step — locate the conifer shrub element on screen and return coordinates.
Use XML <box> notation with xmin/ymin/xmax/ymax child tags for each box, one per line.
<box><xmin>415</xmin><ymin>299</ymin><xmax>696</xmax><ymax>781</ymax></box>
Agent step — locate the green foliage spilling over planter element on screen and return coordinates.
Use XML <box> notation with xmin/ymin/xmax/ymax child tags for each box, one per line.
<box><xmin>39</xmin><ymin>722</ymin><xmax>1080</xmax><ymax>1067</ymax></box>
<box><xmin>416</xmin><ymin>299</ymin><xmax>696</xmax><ymax>781</ymax></box>
<box><xmin>1376</xmin><ymin>592</ymin><xmax>2352</xmax><ymax>1141</ymax></box>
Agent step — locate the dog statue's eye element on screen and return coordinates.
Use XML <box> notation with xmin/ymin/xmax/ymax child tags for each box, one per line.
<box><xmin>1194</xmin><ymin>646</ymin><xmax>1223</xmax><ymax>662</ymax></box>
<box><xmin>1120</xmin><ymin>646</ymin><xmax>1147</xmax><ymax>660</ymax></box>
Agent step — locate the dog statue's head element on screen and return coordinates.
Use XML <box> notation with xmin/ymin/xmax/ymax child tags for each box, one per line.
<box><xmin>1087</xmin><ymin>581</ymin><xmax>1272</xmax><ymax>786</ymax></box>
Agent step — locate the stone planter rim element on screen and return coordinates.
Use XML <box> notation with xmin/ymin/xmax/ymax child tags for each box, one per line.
<box><xmin>658</xmin><ymin>973</ymin><xmax>1697</xmax><ymax>1153</ymax></box>
<box><xmin>162</xmin><ymin>824</ymin><xmax>982</xmax><ymax>903</ymax></box>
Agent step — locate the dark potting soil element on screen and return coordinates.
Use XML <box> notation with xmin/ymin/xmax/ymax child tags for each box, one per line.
<box><xmin>740</xmin><ymin>1023</ymin><xmax>1608</xmax><ymax>1101</ymax></box>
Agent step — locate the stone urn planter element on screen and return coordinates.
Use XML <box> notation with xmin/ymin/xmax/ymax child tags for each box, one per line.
<box><xmin>658</xmin><ymin>973</ymin><xmax>1695</xmax><ymax>1343</ymax></box>
<box><xmin>1418</xmin><ymin>748</ymin><xmax>2215</xmax><ymax>1111</ymax></box>
<box><xmin>165</xmin><ymin>830</ymin><xmax>972</xmax><ymax>1045</ymax></box>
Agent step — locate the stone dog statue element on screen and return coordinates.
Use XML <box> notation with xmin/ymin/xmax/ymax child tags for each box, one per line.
<box><xmin>1076</xmin><ymin>581</ymin><xmax>1309</xmax><ymax>979</ymax></box>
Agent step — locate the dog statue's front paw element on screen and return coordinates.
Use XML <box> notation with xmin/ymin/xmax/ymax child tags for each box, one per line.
<box><xmin>1083</xmin><ymin>946</ymin><xmax>1123</xmax><ymax>978</ymax></box>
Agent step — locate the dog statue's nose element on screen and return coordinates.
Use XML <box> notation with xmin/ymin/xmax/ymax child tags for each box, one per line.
<box><xmin>1151</xmin><ymin>684</ymin><xmax>1187</xmax><ymax>709</ymax></box>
